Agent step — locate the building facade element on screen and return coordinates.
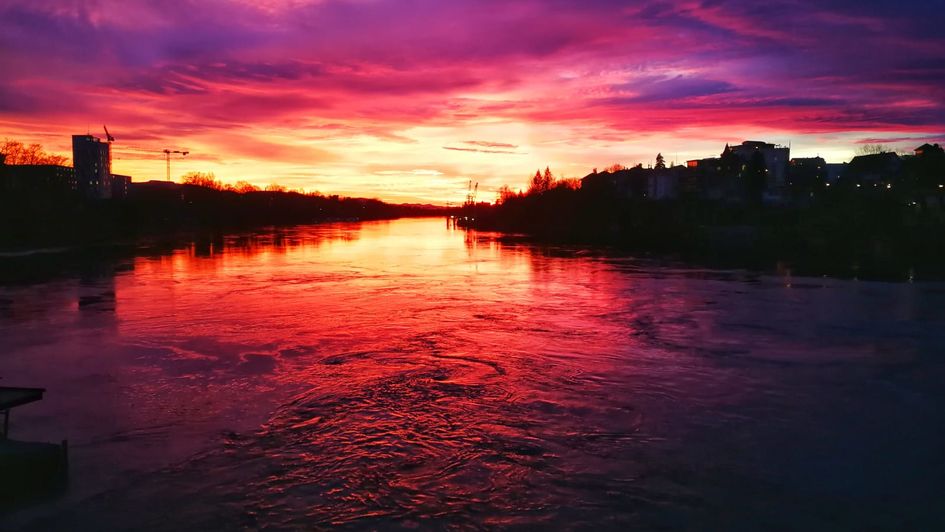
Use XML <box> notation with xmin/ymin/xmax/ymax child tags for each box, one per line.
<box><xmin>788</xmin><ymin>157</ymin><xmax>827</xmax><ymax>188</ymax></box>
<box><xmin>843</xmin><ymin>152</ymin><xmax>902</xmax><ymax>184</ymax></box>
<box><xmin>0</xmin><ymin>164</ymin><xmax>77</xmax><ymax>196</ymax></box>
<box><xmin>72</xmin><ymin>134</ymin><xmax>112</xmax><ymax>199</ymax></box>
<box><xmin>111</xmin><ymin>174</ymin><xmax>132</xmax><ymax>199</ymax></box>
<box><xmin>729</xmin><ymin>141</ymin><xmax>790</xmax><ymax>189</ymax></box>
<box><xmin>646</xmin><ymin>168</ymin><xmax>683</xmax><ymax>200</ymax></box>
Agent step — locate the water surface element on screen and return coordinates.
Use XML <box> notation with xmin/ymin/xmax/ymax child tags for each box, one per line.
<box><xmin>2</xmin><ymin>218</ymin><xmax>944</xmax><ymax>530</ymax></box>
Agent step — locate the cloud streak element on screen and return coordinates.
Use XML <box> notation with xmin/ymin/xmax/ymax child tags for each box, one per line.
<box><xmin>443</xmin><ymin>146</ymin><xmax>523</xmax><ymax>155</ymax></box>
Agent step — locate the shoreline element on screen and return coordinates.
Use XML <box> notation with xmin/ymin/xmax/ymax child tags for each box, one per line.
<box><xmin>464</xmin><ymin>206</ymin><xmax>944</xmax><ymax>282</ymax></box>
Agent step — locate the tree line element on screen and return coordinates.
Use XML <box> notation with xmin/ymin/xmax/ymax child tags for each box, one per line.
<box><xmin>0</xmin><ymin>140</ymin><xmax>69</xmax><ymax>166</ymax></box>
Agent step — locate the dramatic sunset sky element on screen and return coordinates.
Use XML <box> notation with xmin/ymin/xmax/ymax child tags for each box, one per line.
<box><xmin>1</xmin><ymin>0</ymin><xmax>944</xmax><ymax>203</ymax></box>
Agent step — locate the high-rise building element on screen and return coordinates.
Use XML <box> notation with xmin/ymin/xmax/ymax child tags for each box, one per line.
<box><xmin>72</xmin><ymin>134</ymin><xmax>112</xmax><ymax>199</ymax></box>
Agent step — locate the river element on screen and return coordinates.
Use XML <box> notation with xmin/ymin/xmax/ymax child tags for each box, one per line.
<box><xmin>2</xmin><ymin>217</ymin><xmax>944</xmax><ymax>530</ymax></box>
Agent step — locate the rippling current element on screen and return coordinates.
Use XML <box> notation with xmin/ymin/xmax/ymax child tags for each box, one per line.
<box><xmin>2</xmin><ymin>218</ymin><xmax>945</xmax><ymax>530</ymax></box>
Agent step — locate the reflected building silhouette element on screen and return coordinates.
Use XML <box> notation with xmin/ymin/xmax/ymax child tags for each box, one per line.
<box><xmin>77</xmin><ymin>267</ymin><xmax>117</xmax><ymax>314</ymax></box>
<box><xmin>0</xmin><ymin>251</ymin><xmax>128</xmax><ymax>336</ymax></box>
<box><xmin>193</xmin><ymin>233</ymin><xmax>226</xmax><ymax>258</ymax></box>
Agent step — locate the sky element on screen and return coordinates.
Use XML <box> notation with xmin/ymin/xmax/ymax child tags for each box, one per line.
<box><xmin>1</xmin><ymin>0</ymin><xmax>944</xmax><ymax>204</ymax></box>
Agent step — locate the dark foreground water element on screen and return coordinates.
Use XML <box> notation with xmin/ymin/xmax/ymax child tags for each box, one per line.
<box><xmin>2</xmin><ymin>218</ymin><xmax>944</xmax><ymax>530</ymax></box>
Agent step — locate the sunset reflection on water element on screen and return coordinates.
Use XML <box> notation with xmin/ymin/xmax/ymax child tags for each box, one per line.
<box><xmin>3</xmin><ymin>218</ymin><xmax>945</xmax><ymax>530</ymax></box>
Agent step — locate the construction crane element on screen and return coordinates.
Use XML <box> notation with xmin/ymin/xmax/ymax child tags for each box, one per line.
<box><xmin>111</xmin><ymin>144</ymin><xmax>191</xmax><ymax>182</ymax></box>
<box><xmin>162</xmin><ymin>149</ymin><xmax>189</xmax><ymax>182</ymax></box>
<box><xmin>103</xmin><ymin>125</ymin><xmax>115</xmax><ymax>171</ymax></box>
<box><xmin>464</xmin><ymin>180</ymin><xmax>478</xmax><ymax>206</ymax></box>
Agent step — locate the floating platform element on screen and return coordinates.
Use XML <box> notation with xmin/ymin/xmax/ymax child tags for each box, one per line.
<box><xmin>1</xmin><ymin>386</ymin><xmax>68</xmax><ymax>503</ymax></box>
<box><xmin>0</xmin><ymin>439</ymin><xmax>68</xmax><ymax>501</ymax></box>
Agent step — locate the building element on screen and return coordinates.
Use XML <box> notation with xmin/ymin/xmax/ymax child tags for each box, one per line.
<box><xmin>111</xmin><ymin>174</ymin><xmax>132</xmax><ymax>199</ymax></box>
<box><xmin>728</xmin><ymin>141</ymin><xmax>791</xmax><ymax>189</ymax></box>
<box><xmin>72</xmin><ymin>134</ymin><xmax>112</xmax><ymax>199</ymax></box>
<box><xmin>843</xmin><ymin>152</ymin><xmax>902</xmax><ymax>184</ymax></box>
<box><xmin>825</xmin><ymin>163</ymin><xmax>846</xmax><ymax>184</ymax></box>
<box><xmin>580</xmin><ymin>170</ymin><xmax>620</xmax><ymax>193</ymax></box>
<box><xmin>688</xmin><ymin>156</ymin><xmax>743</xmax><ymax>201</ymax></box>
<box><xmin>788</xmin><ymin>157</ymin><xmax>827</xmax><ymax>188</ymax></box>
<box><xmin>915</xmin><ymin>143</ymin><xmax>944</xmax><ymax>158</ymax></box>
<box><xmin>906</xmin><ymin>144</ymin><xmax>945</xmax><ymax>191</ymax></box>
<box><xmin>0</xmin><ymin>164</ymin><xmax>77</xmax><ymax>197</ymax></box>
<box><xmin>580</xmin><ymin>165</ymin><xmax>647</xmax><ymax>199</ymax></box>
<box><xmin>686</xmin><ymin>157</ymin><xmax>720</xmax><ymax>170</ymax></box>
<box><xmin>646</xmin><ymin>167</ymin><xmax>684</xmax><ymax>200</ymax></box>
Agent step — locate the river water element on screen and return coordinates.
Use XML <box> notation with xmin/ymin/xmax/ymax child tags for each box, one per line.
<box><xmin>2</xmin><ymin>217</ymin><xmax>944</xmax><ymax>530</ymax></box>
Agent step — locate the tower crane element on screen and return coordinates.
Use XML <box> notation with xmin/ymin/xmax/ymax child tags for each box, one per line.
<box><xmin>103</xmin><ymin>125</ymin><xmax>115</xmax><ymax>166</ymax></box>
<box><xmin>465</xmin><ymin>180</ymin><xmax>478</xmax><ymax>206</ymax></box>
<box><xmin>112</xmin><ymin>144</ymin><xmax>191</xmax><ymax>182</ymax></box>
<box><xmin>162</xmin><ymin>149</ymin><xmax>190</xmax><ymax>182</ymax></box>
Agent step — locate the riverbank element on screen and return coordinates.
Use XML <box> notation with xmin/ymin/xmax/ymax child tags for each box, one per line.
<box><xmin>0</xmin><ymin>182</ymin><xmax>447</xmax><ymax>252</ymax></box>
<box><xmin>463</xmin><ymin>188</ymin><xmax>945</xmax><ymax>281</ymax></box>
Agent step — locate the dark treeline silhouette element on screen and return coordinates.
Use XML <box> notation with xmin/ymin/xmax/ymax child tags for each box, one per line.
<box><xmin>0</xmin><ymin>166</ymin><xmax>445</xmax><ymax>249</ymax></box>
<box><xmin>0</xmin><ymin>140</ymin><xmax>69</xmax><ymax>166</ymax></box>
<box><xmin>465</xmin><ymin>144</ymin><xmax>945</xmax><ymax>279</ymax></box>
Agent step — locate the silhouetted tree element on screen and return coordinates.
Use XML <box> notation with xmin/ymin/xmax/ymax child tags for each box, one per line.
<box><xmin>856</xmin><ymin>144</ymin><xmax>891</xmax><ymax>156</ymax></box>
<box><xmin>230</xmin><ymin>181</ymin><xmax>261</xmax><ymax>193</ymax></box>
<box><xmin>528</xmin><ymin>167</ymin><xmax>555</xmax><ymax>194</ymax></box>
<box><xmin>265</xmin><ymin>183</ymin><xmax>288</xmax><ymax>193</ymax></box>
<box><xmin>496</xmin><ymin>185</ymin><xmax>518</xmax><ymax>204</ymax></box>
<box><xmin>555</xmin><ymin>178</ymin><xmax>582</xmax><ymax>190</ymax></box>
<box><xmin>530</xmin><ymin>169</ymin><xmax>542</xmax><ymax>192</ymax></box>
<box><xmin>604</xmin><ymin>163</ymin><xmax>626</xmax><ymax>173</ymax></box>
<box><xmin>181</xmin><ymin>171</ymin><xmax>223</xmax><ymax>190</ymax></box>
<box><xmin>0</xmin><ymin>139</ymin><xmax>69</xmax><ymax>166</ymax></box>
<box><xmin>655</xmin><ymin>153</ymin><xmax>666</xmax><ymax>169</ymax></box>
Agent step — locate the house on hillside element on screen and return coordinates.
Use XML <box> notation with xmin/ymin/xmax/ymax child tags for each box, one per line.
<box><xmin>915</xmin><ymin>143</ymin><xmax>944</xmax><ymax>158</ymax></box>
<box><xmin>729</xmin><ymin>141</ymin><xmax>791</xmax><ymax>190</ymax></box>
<box><xmin>580</xmin><ymin>166</ymin><xmax>648</xmax><ymax>199</ymax></box>
<box><xmin>788</xmin><ymin>157</ymin><xmax>826</xmax><ymax>190</ymax></box>
<box><xmin>843</xmin><ymin>152</ymin><xmax>902</xmax><ymax>184</ymax></box>
<box><xmin>686</xmin><ymin>157</ymin><xmax>729</xmax><ymax>200</ymax></box>
<box><xmin>581</xmin><ymin>164</ymin><xmax>685</xmax><ymax>201</ymax></box>
<box><xmin>646</xmin><ymin>166</ymin><xmax>685</xmax><ymax>200</ymax></box>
